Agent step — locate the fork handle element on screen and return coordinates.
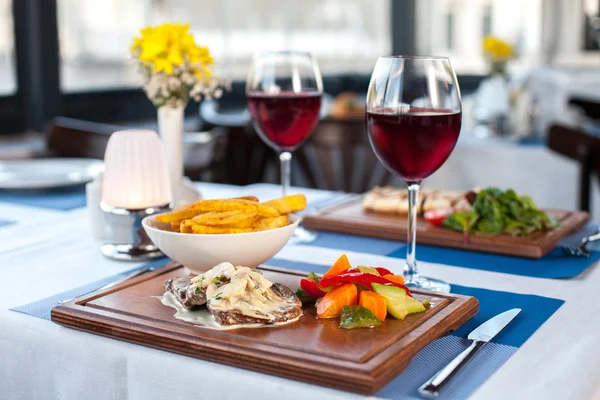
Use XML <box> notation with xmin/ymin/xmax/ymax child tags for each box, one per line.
<box><xmin>418</xmin><ymin>340</ymin><xmax>485</xmax><ymax>398</ymax></box>
<box><xmin>581</xmin><ymin>231</ymin><xmax>600</xmax><ymax>246</ymax></box>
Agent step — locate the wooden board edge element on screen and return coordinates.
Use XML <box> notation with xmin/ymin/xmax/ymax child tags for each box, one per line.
<box><xmin>50</xmin><ymin>262</ymin><xmax>481</xmax><ymax>395</ymax></box>
<box><xmin>51</xmin><ymin>305</ymin><xmax>378</xmax><ymax>394</ymax></box>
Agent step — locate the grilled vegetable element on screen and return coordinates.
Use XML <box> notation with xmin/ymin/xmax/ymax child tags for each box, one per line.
<box><xmin>322</xmin><ymin>254</ymin><xmax>352</xmax><ymax>280</ymax></box>
<box><xmin>300</xmin><ymin>279</ymin><xmax>326</xmax><ymax>300</ymax></box>
<box><xmin>382</xmin><ymin>274</ymin><xmax>405</xmax><ymax>286</ymax></box>
<box><xmin>316</xmin><ymin>283</ymin><xmax>358</xmax><ymax>319</ymax></box>
<box><xmin>320</xmin><ymin>272</ymin><xmax>412</xmax><ymax>297</ymax></box>
<box><xmin>371</xmin><ymin>283</ymin><xmax>409</xmax><ymax>319</ymax></box>
<box><xmin>339</xmin><ymin>305</ymin><xmax>382</xmax><ymax>329</ymax></box>
<box><xmin>358</xmin><ymin>291</ymin><xmax>387</xmax><ymax>321</ymax></box>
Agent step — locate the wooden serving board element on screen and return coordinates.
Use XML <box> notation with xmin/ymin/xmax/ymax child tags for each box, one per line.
<box><xmin>302</xmin><ymin>197</ymin><xmax>589</xmax><ymax>259</ymax></box>
<box><xmin>51</xmin><ymin>262</ymin><xmax>479</xmax><ymax>395</ymax></box>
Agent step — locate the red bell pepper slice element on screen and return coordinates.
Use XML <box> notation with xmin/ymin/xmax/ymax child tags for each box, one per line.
<box><xmin>375</xmin><ymin>267</ymin><xmax>393</xmax><ymax>276</ymax></box>
<box><xmin>424</xmin><ymin>208</ymin><xmax>453</xmax><ymax>227</ymax></box>
<box><xmin>320</xmin><ymin>272</ymin><xmax>412</xmax><ymax>297</ymax></box>
<box><xmin>300</xmin><ymin>278</ymin><xmax>326</xmax><ymax>299</ymax></box>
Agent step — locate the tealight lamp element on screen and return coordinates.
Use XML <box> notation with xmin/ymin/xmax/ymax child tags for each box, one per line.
<box><xmin>100</xmin><ymin>129</ymin><xmax>173</xmax><ymax>261</ymax></box>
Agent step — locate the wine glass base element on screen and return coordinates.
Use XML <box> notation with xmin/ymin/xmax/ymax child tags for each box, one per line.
<box><xmin>290</xmin><ymin>226</ymin><xmax>318</xmax><ymax>244</ymax></box>
<box><xmin>404</xmin><ymin>276</ymin><xmax>451</xmax><ymax>293</ymax></box>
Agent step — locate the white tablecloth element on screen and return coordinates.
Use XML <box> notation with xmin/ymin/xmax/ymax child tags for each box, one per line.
<box><xmin>1</xmin><ymin>182</ymin><xmax>600</xmax><ymax>400</ymax></box>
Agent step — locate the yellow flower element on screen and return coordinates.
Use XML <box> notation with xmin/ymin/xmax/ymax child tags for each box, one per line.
<box><xmin>131</xmin><ymin>22</ymin><xmax>215</xmax><ymax>78</ymax></box>
<box><xmin>483</xmin><ymin>36</ymin><xmax>513</xmax><ymax>60</ymax></box>
<box><xmin>153</xmin><ymin>58</ymin><xmax>173</xmax><ymax>75</ymax></box>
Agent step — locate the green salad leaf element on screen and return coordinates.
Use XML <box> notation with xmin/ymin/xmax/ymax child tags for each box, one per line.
<box><xmin>442</xmin><ymin>187</ymin><xmax>556</xmax><ymax>238</ymax></box>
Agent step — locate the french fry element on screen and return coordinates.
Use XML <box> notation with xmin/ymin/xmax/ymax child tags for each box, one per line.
<box><xmin>170</xmin><ymin>221</ymin><xmax>182</xmax><ymax>232</ymax></box>
<box><xmin>192</xmin><ymin>209</ymin><xmax>257</xmax><ymax>228</ymax></box>
<box><xmin>189</xmin><ymin>221</ymin><xmax>254</xmax><ymax>234</ymax></box>
<box><xmin>156</xmin><ymin>205</ymin><xmax>203</xmax><ymax>223</ymax></box>
<box><xmin>261</xmin><ymin>194</ymin><xmax>307</xmax><ymax>214</ymax></box>
<box><xmin>189</xmin><ymin>199</ymin><xmax>256</xmax><ymax>213</ymax></box>
<box><xmin>255</xmin><ymin>204</ymin><xmax>280</xmax><ymax>218</ymax></box>
<box><xmin>253</xmin><ymin>215</ymin><xmax>289</xmax><ymax>231</ymax></box>
<box><xmin>235</xmin><ymin>196</ymin><xmax>259</xmax><ymax>202</ymax></box>
<box><xmin>180</xmin><ymin>220</ymin><xmax>194</xmax><ymax>233</ymax></box>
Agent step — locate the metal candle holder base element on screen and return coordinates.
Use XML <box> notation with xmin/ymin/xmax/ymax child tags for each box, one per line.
<box><xmin>100</xmin><ymin>202</ymin><xmax>172</xmax><ymax>261</ymax></box>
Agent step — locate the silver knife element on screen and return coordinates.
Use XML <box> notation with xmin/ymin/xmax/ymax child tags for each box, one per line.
<box><xmin>418</xmin><ymin>308</ymin><xmax>521</xmax><ymax>398</ymax></box>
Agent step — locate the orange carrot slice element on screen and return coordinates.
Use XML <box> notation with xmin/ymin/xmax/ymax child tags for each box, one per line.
<box><xmin>359</xmin><ymin>291</ymin><xmax>387</xmax><ymax>321</ymax></box>
<box><xmin>316</xmin><ymin>283</ymin><xmax>358</xmax><ymax>319</ymax></box>
<box><xmin>322</xmin><ymin>254</ymin><xmax>352</xmax><ymax>280</ymax></box>
<box><xmin>383</xmin><ymin>274</ymin><xmax>405</xmax><ymax>286</ymax></box>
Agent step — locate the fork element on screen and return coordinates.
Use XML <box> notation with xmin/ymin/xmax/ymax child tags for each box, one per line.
<box><xmin>560</xmin><ymin>228</ymin><xmax>600</xmax><ymax>258</ymax></box>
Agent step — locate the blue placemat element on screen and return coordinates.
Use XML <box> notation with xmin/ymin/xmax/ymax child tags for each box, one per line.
<box><xmin>0</xmin><ymin>187</ymin><xmax>87</xmax><ymax>210</ymax></box>
<box><xmin>298</xmin><ymin>231</ymin><xmax>600</xmax><ymax>279</ymax></box>
<box><xmin>0</xmin><ymin>219</ymin><xmax>14</xmax><ymax>228</ymax></box>
<box><xmin>12</xmin><ymin>256</ymin><xmax>563</xmax><ymax>399</ymax></box>
<box><xmin>10</xmin><ymin>258</ymin><xmax>169</xmax><ymax>320</ymax></box>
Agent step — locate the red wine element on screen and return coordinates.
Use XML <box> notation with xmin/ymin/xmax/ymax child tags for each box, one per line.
<box><xmin>366</xmin><ymin>107</ymin><xmax>461</xmax><ymax>183</ymax></box>
<box><xmin>247</xmin><ymin>91</ymin><xmax>322</xmax><ymax>151</ymax></box>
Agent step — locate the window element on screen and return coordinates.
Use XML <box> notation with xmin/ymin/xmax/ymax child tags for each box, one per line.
<box><xmin>417</xmin><ymin>0</ymin><xmax>600</xmax><ymax>74</ymax></box>
<box><xmin>57</xmin><ymin>0</ymin><xmax>391</xmax><ymax>93</ymax></box>
<box><xmin>417</xmin><ymin>0</ymin><xmax>542</xmax><ymax>74</ymax></box>
<box><xmin>583</xmin><ymin>0</ymin><xmax>600</xmax><ymax>50</ymax></box>
<box><xmin>0</xmin><ymin>0</ymin><xmax>16</xmax><ymax>95</ymax></box>
<box><xmin>482</xmin><ymin>5</ymin><xmax>492</xmax><ymax>37</ymax></box>
<box><xmin>446</xmin><ymin>10</ymin><xmax>455</xmax><ymax>50</ymax></box>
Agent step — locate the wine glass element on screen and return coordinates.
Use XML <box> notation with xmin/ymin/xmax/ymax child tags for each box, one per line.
<box><xmin>246</xmin><ymin>51</ymin><xmax>323</xmax><ymax>243</ymax></box>
<box><xmin>366</xmin><ymin>56</ymin><xmax>462</xmax><ymax>293</ymax></box>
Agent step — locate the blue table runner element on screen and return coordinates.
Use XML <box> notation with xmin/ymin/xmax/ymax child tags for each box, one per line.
<box><xmin>298</xmin><ymin>231</ymin><xmax>600</xmax><ymax>279</ymax></box>
<box><xmin>0</xmin><ymin>187</ymin><xmax>87</xmax><ymax>210</ymax></box>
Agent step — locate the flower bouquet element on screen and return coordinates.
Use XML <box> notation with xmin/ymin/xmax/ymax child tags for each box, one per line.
<box><xmin>130</xmin><ymin>23</ymin><xmax>229</xmax><ymax>205</ymax></box>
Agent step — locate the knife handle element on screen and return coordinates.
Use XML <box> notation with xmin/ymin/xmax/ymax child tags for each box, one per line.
<box><xmin>418</xmin><ymin>340</ymin><xmax>485</xmax><ymax>398</ymax></box>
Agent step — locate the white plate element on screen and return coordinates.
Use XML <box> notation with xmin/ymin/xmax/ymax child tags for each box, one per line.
<box><xmin>0</xmin><ymin>158</ymin><xmax>104</xmax><ymax>190</ymax></box>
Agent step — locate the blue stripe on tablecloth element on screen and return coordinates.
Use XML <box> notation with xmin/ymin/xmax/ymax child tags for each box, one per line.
<box><xmin>0</xmin><ymin>187</ymin><xmax>87</xmax><ymax>210</ymax></box>
<box><xmin>300</xmin><ymin>231</ymin><xmax>600</xmax><ymax>279</ymax></box>
<box><xmin>0</xmin><ymin>220</ymin><xmax>14</xmax><ymax>228</ymax></box>
<box><xmin>301</xmin><ymin>232</ymin><xmax>401</xmax><ymax>255</ymax></box>
<box><xmin>10</xmin><ymin>257</ymin><xmax>170</xmax><ymax>320</ymax></box>
<box><xmin>266</xmin><ymin>258</ymin><xmax>564</xmax><ymax>348</ymax></box>
<box><xmin>389</xmin><ymin>245</ymin><xmax>600</xmax><ymax>279</ymax></box>
<box><xmin>378</xmin><ymin>336</ymin><xmax>517</xmax><ymax>400</ymax></box>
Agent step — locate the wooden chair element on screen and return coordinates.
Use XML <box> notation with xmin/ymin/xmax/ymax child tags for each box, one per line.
<box><xmin>296</xmin><ymin>117</ymin><xmax>393</xmax><ymax>193</ymax></box>
<box><xmin>45</xmin><ymin>116</ymin><xmax>227</xmax><ymax>182</ymax></box>
<box><xmin>547</xmin><ymin>123</ymin><xmax>600</xmax><ymax>211</ymax></box>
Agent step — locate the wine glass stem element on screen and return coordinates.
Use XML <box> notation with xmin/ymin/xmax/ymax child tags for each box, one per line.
<box><xmin>280</xmin><ymin>151</ymin><xmax>292</xmax><ymax>196</ymax></box>
<box><xmin>404</xmin><ymin>183</ymin><xmax>420</xmax><ymax>282</ymax></box>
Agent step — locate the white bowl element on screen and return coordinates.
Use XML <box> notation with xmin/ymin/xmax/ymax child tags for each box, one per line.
<box><xmin>142</xmin><ymin>214</ymin><xmax>299</xmax><ymax>274</ymax></box>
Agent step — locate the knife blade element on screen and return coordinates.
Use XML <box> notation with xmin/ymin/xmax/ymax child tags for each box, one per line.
<box><xmin>418</xmin><ymin>308</ymin><xmax>521</xmax><ymax>398</ymax></box>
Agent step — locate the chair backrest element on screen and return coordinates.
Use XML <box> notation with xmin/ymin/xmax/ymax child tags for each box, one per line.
<box><xmin>46</xmin><ymin>117</ymin><xmax>122</xmax><ymax>159</ymax></box>
<box><xmin>547</xmin><ymin>123</ymin><xmax>600</xmax><ymax>211</ymax></box>
<box><xmin>296</xmin><ymin>118</ymin><xmax>392</xmax><ymax>193</ymax></box>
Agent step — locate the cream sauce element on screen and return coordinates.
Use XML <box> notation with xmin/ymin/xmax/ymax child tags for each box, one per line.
<box><xmin>157</xmin><ymin>292</ymin><xmax>301</xmax><ymax>331</ymax></box>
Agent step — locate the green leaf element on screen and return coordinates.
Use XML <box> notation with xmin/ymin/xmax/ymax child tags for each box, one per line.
<box><xmin>295</xmin><ymin>288</ymin><xmax>314</xmax><ymax>304</ymax></box>
<box><xmin>307</xmin><ymin>272</ymin><xmax>320</xmax><ymax>284</ymax></box>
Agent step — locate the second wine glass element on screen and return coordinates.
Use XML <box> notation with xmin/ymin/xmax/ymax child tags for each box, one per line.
<box><xmin>366</xmin><ymin>56</ymin><xmax>462</xmax><ymax>293</ymax></box>
<box><xmin>246</xmin><ymin>51</ymin><xmax>323</xmax><ymax>243</ymax></box>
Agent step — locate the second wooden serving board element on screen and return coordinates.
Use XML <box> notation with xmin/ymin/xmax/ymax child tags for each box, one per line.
<box><xmin>302</xmin><ymin>196</ymin><xmax>589</xmax><ymax>258</ymax></box>
<box><xmin>51</xmin><ymin>262</ymin><xmax>478</xmax><ymax>394</ymax></box>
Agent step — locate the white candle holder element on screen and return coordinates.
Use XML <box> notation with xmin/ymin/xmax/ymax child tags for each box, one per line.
<box><xmin>101</xmin><ymin>129</ymin><xmax>173</xmax><ymax>261</ymax></box>
<box><xmin>100</xmin><ymin>203</ymin><xmax>171</xmax><ymax>261</ymax></box>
